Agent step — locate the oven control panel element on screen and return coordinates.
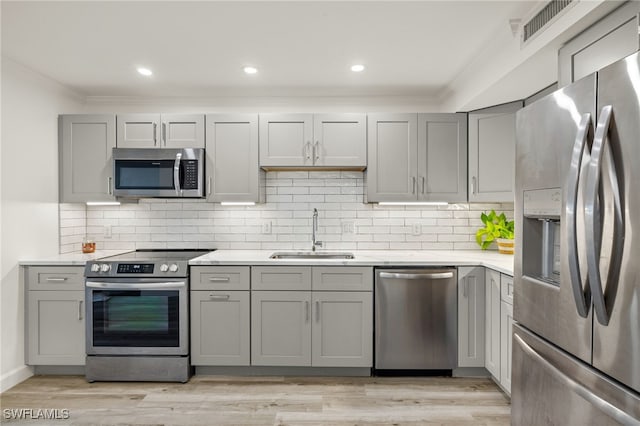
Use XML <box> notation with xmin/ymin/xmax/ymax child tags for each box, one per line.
<box><xmin>117</xmin><ymin>263</ymin><xmax>154</xmax><ymax>274</ymax></box>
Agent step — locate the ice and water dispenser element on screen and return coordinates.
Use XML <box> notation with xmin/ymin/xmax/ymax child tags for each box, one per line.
<box><xmin>522</xmin><ymin>188</ymin><xmax>562</xmax><ymax>285</ymax></box>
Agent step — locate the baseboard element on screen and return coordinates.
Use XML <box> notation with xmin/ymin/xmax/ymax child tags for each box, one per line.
<box><xmin>0</xmin><ymin>365</ymin><xmax>33</xmax><ymax>393</ymax></box>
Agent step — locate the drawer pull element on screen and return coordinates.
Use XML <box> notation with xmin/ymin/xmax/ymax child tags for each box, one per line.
<box><xmin>209</xmin><ymin>294</ymin><xmax>230</xmax><ymax>300</ymax></box>
<box><xmin>209</xmin><ymin>277</ymin><xmax>230</xmax><ymax>282</ymax></box>
<box><xmin>46</xmin><ymin>277</ymin><xmax>68</xmax><ymax>282</ymax></box>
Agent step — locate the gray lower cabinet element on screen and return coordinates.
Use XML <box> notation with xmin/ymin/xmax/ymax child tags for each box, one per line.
<box><xmin>190</xmin><ymin>291</ymin><xmax>250</xmax><ymax>366</ymax></box>
<box><xmin>468</xmin><ymin>101</ymin><xmax>522</xmax><ymax>202</ymax></box>
<box><xmin>117</xmin><ymin>113</ymin><xmax>205</xmax><ymax>149</ymax></box>
<box><xmin>25</xmin><ymin>266</ymin><xmax>85</xmax><ymax>365</ymax></box>
<box><xmin>205</xmin><ymin>114</ymin><xmax>264</xmax><ymax>203</ymax></box>
<box><xmin>250</xmin><ymin>266</ymin><xmax>373</xmax><ymax>368</ymax></box>
<box><xmin>311</xmin><ymin>291</ymin><xmax>373</xmax><ymax>367</ymax></box>
<box><xmin>59</xmin><ymin>114</ymin><xmax>116</xmax><ymax>203</ymax></box>
<box><xmin>190</xmin><ymin>266</ymin><xmax>250</xmax><ymax>366</ymax></box>
<box><xmin>558</xmin><ymin>1</ymin><xmax>640</xmax><ymax>88</ymax></box>
<box><xmin>251</xmin><ymin>290</ymin><xmax>312</xmax><ymax>366</ymax></box>
<box><xmin>457</xmin><ymin>266</ymin><xmax>486</xmax><ymax>368</ymax></box>
<box><xmin>367</xmin><ymin>113</ymin><xmax>467</xmax><ymax>202</ymax></box>
<box><xmin>259</xmin><ymin>113</ymin><xmax>367</xmax><ymax>168</ymax></box>
<box><xmin>485</xmin><ymin>268</ymin><xmax>501</xmax><ymax>379</ymax></box>
<box><xmin>500</xmin><ymin>274</ymin><xmax>514</xmax><ymax>394</ymax></box>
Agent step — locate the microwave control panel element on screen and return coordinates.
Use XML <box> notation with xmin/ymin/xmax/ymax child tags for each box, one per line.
<box><xmin>182</xmin><ymin>160</ymin><xmax>199</xmax><ymax>189</ymax></box>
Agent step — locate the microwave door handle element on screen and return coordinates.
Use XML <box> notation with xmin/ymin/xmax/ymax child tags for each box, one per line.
<box><xmin>585</xmin><ymin>105</ymin><xmax>616</xmax><ymax>326</ymax></box>
<box><xmin>566</xmin><ymin>113</ymin><xmax>592</xmax><ymax>318</ymax></box>
<box><xmin>174</xmin><ymin>152</ymin><xmax>182</xmax><ymax>196</ymax></box>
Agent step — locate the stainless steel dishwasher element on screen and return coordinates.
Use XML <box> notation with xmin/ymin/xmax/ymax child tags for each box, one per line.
<box><xmin>375</xmin><ymin>268</ymin><xmax>457</xmax><ymax>371</ymax></box>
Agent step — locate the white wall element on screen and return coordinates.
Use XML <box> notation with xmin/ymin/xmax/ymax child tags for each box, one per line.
<box><xmin>0</xmin><ymin>57</ymin><xmax>83</xmax><ymax>392</ymax></box>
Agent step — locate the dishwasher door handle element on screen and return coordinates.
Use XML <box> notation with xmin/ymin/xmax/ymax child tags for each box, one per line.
<box><xmin>379</xmin><ymin>271</ymin><xmax>454</xmax><ymax>280</ymax></box>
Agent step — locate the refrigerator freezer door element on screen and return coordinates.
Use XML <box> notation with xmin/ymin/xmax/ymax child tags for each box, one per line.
<box><xmin>515</xmin><ymin>75</ymin><xmax>596</xmax><ymax>364</ymax></box>
<box><xmin>592</xmin><ymin>51</ymin><xmax>640</xmax><ymax>394</ymax></box>
<box><xmin>512</xmin><ymin>324</ymin><xmax>640</xmax><ymax>426</ymax></box>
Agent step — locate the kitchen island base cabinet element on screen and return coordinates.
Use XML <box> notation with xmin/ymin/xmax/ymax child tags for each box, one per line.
<box><xmin>190</xmin><ymin>291</ymin><xmax>250</xmax><ymax>366</ymax></box>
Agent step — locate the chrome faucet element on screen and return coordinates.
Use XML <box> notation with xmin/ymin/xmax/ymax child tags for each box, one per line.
<box><xmin>312</xmin><ymin>208</ymin><xmax>323</xmax><ymax>251</ymax></box>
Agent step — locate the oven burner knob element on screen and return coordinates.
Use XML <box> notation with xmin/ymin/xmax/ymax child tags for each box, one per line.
<box><xmin>100</xmin><ymin>264</ymin><xmax>111</xmax><ymax>273</ymax></box>
<box><xmin>90</xmin><ymin>264</ymin><xmax>100</xmax><ymax>272</ymax></box>
<box><xmin>160</xmin><ymin>264</ymin><xmax>169</xmax><ymax>272</ymax></box>
<box><xmin>169</xmin><ymin>264</ymin><xmax>179</xmax><ymax>273</ymax></box>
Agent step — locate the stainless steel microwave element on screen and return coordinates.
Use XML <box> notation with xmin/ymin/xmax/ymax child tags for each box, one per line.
<box><xmin>112</xmin><ymin>148</ymin><xmax>204</xmax><ymax>198</ymax></box>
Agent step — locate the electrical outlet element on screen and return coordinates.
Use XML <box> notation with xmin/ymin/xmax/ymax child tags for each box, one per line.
<box><xmin>342</xmin><ymin>221</ymin><xmax>355</xmax><ymax>234</ymax></box>
<box><xmin>262</xmin><ymin>221</ymin><xmax>272</xmax><ymax>234</ymax></box>
<box><xmin>104</xmin><ymin>224</ymin><xmax>112</xmax><ymax>239</ymax></box>
<box><xmin>412</xmin><ymin>223</ymin><xmax>421</xmax><ymax>236</ymax></box>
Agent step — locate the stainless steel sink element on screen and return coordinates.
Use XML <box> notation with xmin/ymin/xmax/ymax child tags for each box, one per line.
<box><xmin>269</xmin><ymin>251</ymin><xmax>355</xmax><ymax>260</ymax></box>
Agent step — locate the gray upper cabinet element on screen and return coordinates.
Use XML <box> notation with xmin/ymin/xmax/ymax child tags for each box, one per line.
<box><xmin>558</xmin><ymin>2</ymin><xmax>640</xmax><ymax>88</ymax></box>
<box><xmin>417</xmin><ymin>113</ymin><xmax>467</xmax><ymax>202</ymax></box>
<box><xmin>117</xmin><ymin>113</ymin><xmax>204</xmax><ymax>149</ymax></box>
<box><xmin>205</xmin><ymin>114</ymin><xmax>264</xmax><ymax>203</ymax></box>
<box><xmin>367</xmin><ymin>113</ymin><xmax>418</xmax><ymax>202</ymax></box>
<box><xmin>468</xmin><ymin>101</ymin><xmax>522</xmax><ymax>203</ymax></box>
<box><xmin>458</xmin><ymin>266</ymin><xmax>486</xmax><ymax>368</ymax></box>
<box><xmin>367</xmin><ymin>113</ymin><xmax>466</xmax><ymax>202</ymax></box>
<box><xmin>312</xmin><ymin>114</ymin><xmax>366</xmax><ymax>167</ymax></box>
<box><xmin>259</xmin><ymin>114</ymin><xmax>314</xmax><ymax>167</ymax></box>
<box><xmin>259</xmin><ymin>113</ymin><xmax>366</xmax><ymax>168</ymax></box>
<box><xmin>59</xmin><ymin>114</ymin><xmax>116</xmax><ymax>203</ymax></box>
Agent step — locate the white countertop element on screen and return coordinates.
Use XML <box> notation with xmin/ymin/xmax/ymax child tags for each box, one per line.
<box><xmin>19</xmin><ymin>249</ymin><xmax>514</xmax><ymax>275</ymax></box>
<box><xmin>190</xmin><ymin>250</ymin><xmax>514</xmax><ymax>275</ymax></box>
<box><xmin>19</xmin><ymin>250</ymin><xmax>131</xmax><ymax>266</ymax></box>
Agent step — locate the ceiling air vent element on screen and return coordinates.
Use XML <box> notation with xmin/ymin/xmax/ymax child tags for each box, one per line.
<box><xmin>523</xmin><ymin>0</ymin><xmax>573</xmax><ymax>42</ymax></box>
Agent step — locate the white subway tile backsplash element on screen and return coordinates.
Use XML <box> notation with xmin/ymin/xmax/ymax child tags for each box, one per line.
<box><xmin>58</xmin><ymin>172</ymin><xmax>513</xmax><ymax>253</ymax></box>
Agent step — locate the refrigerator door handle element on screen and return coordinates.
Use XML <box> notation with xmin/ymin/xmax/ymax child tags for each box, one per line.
<box><xmin>585</xmin><ymin>105</ymin><xmax>624</xmax><ymax>326</ymax></box>
<box><xmin>514</xmin><ymin>332</ymin><xmax>639</xmax><ymax>425</ymax></box>
<box><xmin>566</xmin><ymin>113</ymin><xmax>592</xmax><ymax>318</ymax></box>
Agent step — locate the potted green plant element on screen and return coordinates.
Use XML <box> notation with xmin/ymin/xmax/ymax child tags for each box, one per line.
<box><xmin>475</xmin><ymin>210</ymin><xmax>515</xmax><ymax>254</ymax></box>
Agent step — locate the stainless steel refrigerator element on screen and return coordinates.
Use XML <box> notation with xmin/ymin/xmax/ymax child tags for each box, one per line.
<box><xmin>513</xmin><ymin>51</ymin><xmax>640</xmax><ymax>425</ymax></box>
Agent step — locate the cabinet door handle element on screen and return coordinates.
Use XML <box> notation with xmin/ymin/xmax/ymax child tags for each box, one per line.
<box><xmin>314</xmin><ymin>141</ymin><xmax>320</xmax><ymax>163</ymax></box>
<box><xmin>162</xmin><ymin>122</ymin><xmax>167</xmax><ymax>145</ymax></box>
<box><xmin>209</xmin><ymin>294</ymin><xmax>230</xmax><ymax>300</ymax></box>
<box><xmin>153</xmin><ymin>123</ymin><xmax>157</xmax><ymax>146</ymax></box>
<box><xmin>472</xmin><ymin>176</ymin><xmax>477</xmax><ymax>195</ymax></box>
<box><xmin>46</xmin><ymin>277</ymin><xmax>68</xmax><ymax>282</ymax></box>
<box><xmin>305</xmin><ymin>301</ymin><xmax>310</xmax><ymax>322</ymax></box>
<box><xmin>412</xmin><ymin>176</ymin><xmax>417</xmax><ymax>194</ymax></box>
<box><xmin>315</xmin><ymin>301</ymin><xmax>320</xmax><ymax>322</ymax></box>
<box><xmin>209</xmin><ymin>277</ymin><xmax>230</xmax><ymax>282</ymax></box>
<box><xmin>305</xmin><ymin>141</ymin><xmax>312</xmax><ymax>160</ymax></box>
<box><xmin>107</xmin><ymin>177</ymin><xmax>113</xmax><ymax>195</ymax></box>
<box><xmin>207</xmin><ymin>177</ymin><xmax>212</xmax><ymax>195</ymax></box>
<box><xmin>421</xmin><ymin>176</ymin><xmax>426</xmax><ymax>194</ymax></box>
<box><xmin>78</xmin><ymin>300</ymin><xmax>83</xmax><ymax>320</ymax></box>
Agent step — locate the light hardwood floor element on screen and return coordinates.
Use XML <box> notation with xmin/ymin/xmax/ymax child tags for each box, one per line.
<box><xmin>1</xmin><ymin>375</ymin><xmax>510</xmax><ymax>425</ymax></box>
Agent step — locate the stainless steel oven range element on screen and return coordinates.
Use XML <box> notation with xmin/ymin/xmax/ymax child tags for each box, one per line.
<box><xmin>84</xmin><ymin>249</ymin><xmax>211</xmax><ymax>382</ymax></box>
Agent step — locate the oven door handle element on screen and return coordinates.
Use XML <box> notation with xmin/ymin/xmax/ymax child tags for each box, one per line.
<box><xmin>86</xmin><ymin>281</ymin><xmax>186</xmax><ymax>290</ymax></box>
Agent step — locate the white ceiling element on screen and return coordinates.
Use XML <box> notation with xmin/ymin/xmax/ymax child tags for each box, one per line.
<box><xmin>2</xmin><ymin>0</ymin><xmax>540</xmax><ymax>103</ymax></box>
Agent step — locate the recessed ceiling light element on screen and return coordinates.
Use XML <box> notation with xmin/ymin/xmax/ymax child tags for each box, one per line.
<box><xmin>137</xmin><ymin>67</ymin><xmax>153</xmax><ymax>76</ymax></box>
<box><xmin>351</xmin><ymin>64</ymin><xmax>365</xmax><ymax>73</ymax></box>
<box><xmin>243</xmin><ymin>66</ymin><xmax>258</xmax><ymax>75</ymax></box>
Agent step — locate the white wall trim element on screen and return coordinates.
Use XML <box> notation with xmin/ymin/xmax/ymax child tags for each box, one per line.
<box><xmin>0</xmin><ymin>365</ymin><xmax>33</xmax><ymax>393</ymax></box>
